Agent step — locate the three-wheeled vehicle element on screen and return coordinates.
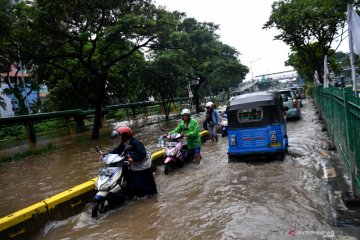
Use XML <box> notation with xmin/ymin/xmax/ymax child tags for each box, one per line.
<box><xmin>227</xmin><ymin>91</ymin><xmax>288</xmax><ymax>162</ymax></box>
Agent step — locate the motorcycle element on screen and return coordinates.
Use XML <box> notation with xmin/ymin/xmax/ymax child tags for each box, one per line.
<box><xmin>221</xmin><ymin>112</ymin><xmax>228</xmax><ymax>137</ymax></box>
<box><xmin>158</xmin><ymin>133</ymin><xmax>192</xmax><ymax>174</ymax></box>
<box><xmin>92</xmin><ymin>145</ymin><xmax>131</xmax><ymax>218</ymax></box>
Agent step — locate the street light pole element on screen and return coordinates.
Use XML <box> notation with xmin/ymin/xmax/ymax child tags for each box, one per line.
<box><xmin>250</xmin><ymin>58</ymin><xmax>260</xmax><ymax>80</ymax></box>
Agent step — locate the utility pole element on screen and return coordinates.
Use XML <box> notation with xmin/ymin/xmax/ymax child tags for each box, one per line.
<box><xmin>250</xmin><ymin>58</ymin><xmax>260</xmax><ymax>80</ymax></box>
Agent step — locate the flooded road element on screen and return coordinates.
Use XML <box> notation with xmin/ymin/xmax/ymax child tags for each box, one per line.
<box><xmin>0</xmin><ymin>99</ymin><xmax>345</xmax><ymax>239</ymax></box>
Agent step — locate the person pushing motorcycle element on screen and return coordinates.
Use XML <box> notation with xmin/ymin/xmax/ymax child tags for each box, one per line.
<box><xmin>167</xmin><ymin>109</ymin><xmax>202</xmax><ymax>165</ymax></box>
<box><xmin>110</xmin><ymin>126</ymin><xmax>157</xmax><ymax>199</ymax></box>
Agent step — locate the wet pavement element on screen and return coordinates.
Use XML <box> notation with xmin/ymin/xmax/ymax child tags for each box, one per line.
<box><xmin>1</xmin><ymin>99</ymin><xmax>360</xmax><ymax>239</ymax></box>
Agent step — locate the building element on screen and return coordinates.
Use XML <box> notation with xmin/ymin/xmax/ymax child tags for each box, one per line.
<box><xmin>0</xmin><ymin>65</ymin><xmax>38</xmax><ymax>116</ymax></box>
<box><xmin>10</xmin><ymin>0</ymin><xmax>34</xmax><ymax>6</ymax></box>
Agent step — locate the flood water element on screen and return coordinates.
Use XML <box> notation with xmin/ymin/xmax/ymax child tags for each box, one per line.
<box><xmin>0</xmin><ymin>99</ymin><xmax>346</xmax><ymax>239</ymax></box>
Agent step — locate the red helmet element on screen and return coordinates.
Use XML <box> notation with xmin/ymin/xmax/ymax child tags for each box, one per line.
<box><xmin>116</xmin><ymin>126</ymin><xmax>133</xmax><ymax>138</ymax></box>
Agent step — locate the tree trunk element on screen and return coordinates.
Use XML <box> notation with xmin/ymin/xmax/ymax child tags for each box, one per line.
<box><xmin>14</xmin><ymin>91</ymin><xmax>28</xmax><ymax>115</ymax></box>
<box><xmin>91</xmin><ymin>76</ymin><xmax>106</xmax><ymax>140</ymax></box>
<box><xmin>162</xmin><ymin>99</ymin><xmax>172</xmax><ymax>121</ymax></box>
<box><xmin>91</xmin><ymin>102</ymin><xmax>102</xmax><ymax>139</ymax></box>
<box><xmin>194</xmin><ymin>83</ymin><xmax>201</xmax><ymax>113</ymax></box>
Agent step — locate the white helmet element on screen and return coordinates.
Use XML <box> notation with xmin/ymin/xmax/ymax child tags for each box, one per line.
<box><xmin>180</xmin><ymin>108</ymin><xmax>191</xmax><ymax>116</ymax></box>
<box><xmin>205</xmin><ymin>101</ymin><xmax>214</xmax><ymax>108</ymax></box>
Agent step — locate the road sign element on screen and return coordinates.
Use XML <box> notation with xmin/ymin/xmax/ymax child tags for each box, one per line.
<box><xmin>188</xmin><ymin>90</ymin><xmax>193</xmax><ymax>97</ymax></box>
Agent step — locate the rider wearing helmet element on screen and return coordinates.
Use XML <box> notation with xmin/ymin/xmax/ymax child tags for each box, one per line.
<box><xmin>110</xmin><ymin>126</ymin><xmax>157</xmax><ymax>199</ymax></box>
<box><xmin>168</xmin><ymin>108</ymin><xmax>202</xmax><ymax>164</ymax></box>
<box><xmin>204</xmin><ymin>101</ymin><xmax>220</xmax><ymax>142</ymax></box>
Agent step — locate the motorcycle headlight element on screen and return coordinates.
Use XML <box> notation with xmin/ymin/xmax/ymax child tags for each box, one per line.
<box><xmin>167</xmin><ymin>148</ymin><xmax>176</xmax><ymax>157</ymax></box>
<box><xmin>99</xmin><ymin>167</ymin><xmax>116</xmax><ymax>176</ymax></box>
<box><xmin>97</xmin><ymin>177</ymin><xmax>117</xmax><ymax>190</ymax></box>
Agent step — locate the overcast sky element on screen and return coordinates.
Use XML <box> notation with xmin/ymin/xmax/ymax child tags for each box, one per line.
<box><xmin>155</xmin><ymin>0</ymin><xmax>351</xmax><ymax>81</ymax></box>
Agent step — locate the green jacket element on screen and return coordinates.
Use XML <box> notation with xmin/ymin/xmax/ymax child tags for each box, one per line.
<box><xmin>170</xmin><ymin>118</ymin><xmax>201</xmax><ymax>149</ymax></box>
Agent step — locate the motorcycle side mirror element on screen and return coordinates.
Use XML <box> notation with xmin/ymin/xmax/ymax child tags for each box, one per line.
<box><xmin>110</xmin><ymin>130</ymin><xmax>119</xmax><ymax>139</ymax></box>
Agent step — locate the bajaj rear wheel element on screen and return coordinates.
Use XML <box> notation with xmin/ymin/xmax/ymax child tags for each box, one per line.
<box><xmin>276</xmin><ymin>152</ymin><xmax>285</xmax><ymax>161</ymax></box>
<box><xmin>228</xmin><ymin>155</ymin><xmax>237</xmax><ymax>163</ymax></box>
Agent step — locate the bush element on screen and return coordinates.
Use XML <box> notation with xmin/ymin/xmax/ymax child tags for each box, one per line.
<box><xmin>114</xmin><ymin>109</ymin><xmax>128</xmax><ymax>120</ymax></box>
<box><xmin>34</xmin><ymin>119</ymin><xmax>67</xmax><ymax>132</ymax></box>
<box><xmin>304</xmin><ymin>81</ymin><xmax>314</xmax><ymax>97</ymax></box>
<box><xmin>0</xmin><ymin>125</ymin><xmax>26</xmax><ymax>139</ymax></box>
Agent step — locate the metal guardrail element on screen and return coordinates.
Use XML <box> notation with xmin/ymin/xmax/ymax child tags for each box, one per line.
<box><xmin>313</xmin><ymin>86</ymin><xmax>360</xmax><ymax>196</ymax></box>
<box><xmin>0</xmin><ymin>97</ymin><xmax>190</xmax><ymax>143</ymax></box>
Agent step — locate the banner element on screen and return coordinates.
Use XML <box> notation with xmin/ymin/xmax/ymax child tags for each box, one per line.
<box><xmin>323</xmin><ymin>55</ymin><xmax>329</xmax><ymax>88</ymax></box>
<box><xmin>349</xmin><ymin>9</ymin><xmax>360</xmax><ymax>55</ymax></box>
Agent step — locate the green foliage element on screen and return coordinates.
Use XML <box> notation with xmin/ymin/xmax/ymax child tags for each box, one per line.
<box><xmin>34</xmin><ymin>119</ymin><xmax>67</xmax><ymax>132</ymax></box>
<box><xmin>153</xmin><ymin>16</ymin><xmax>248</xmax><ymax>113</ymax></box>
<box><xmin>13</xmin><ymin>0</ymin><xmax>179</xmax><ymax>139</ymax></box>
<box><xmin>304</xmin><ymin>81</ymin><xmax>314</xmax><ymax>97</ymax></box>
<box><xmin>0</xmin><ymin>1</ymin><xmax>39</xmax><ymax>116</ymax></box>
<box><xmin>286</xmin><ymin>43</ymin><xmax>337</xmax><ymax>83</ymax></box>
<box><xmin>264</xmin><ymin>0</ymin><xmax>350</xmax><ymax>83</ymax></box>
<box><xmin>113</xmin><ymin>109</ymin><xmax>128</xmax><ymax>120</ymax></box>
<box><xmin>142</xmin><ymin>51</ymin><xmax>187</xmax><ymax>119</ymax></box>
<box><xmin>0</xmin><ymin>125</ymin><xmax>26</xmax><ymax>139</ymax></box>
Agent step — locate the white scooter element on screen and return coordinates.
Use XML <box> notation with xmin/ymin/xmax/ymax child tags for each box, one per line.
<box><xmin>92</xmin><ymin>145</ymin><xmax>131</xmax><ymax>218</ymax></box>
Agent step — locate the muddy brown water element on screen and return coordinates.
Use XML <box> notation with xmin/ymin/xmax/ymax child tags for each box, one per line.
<box><xmin>0</xmin><ymin>100</ymin><xmax>342</xmax><ymax>239</ymax></box>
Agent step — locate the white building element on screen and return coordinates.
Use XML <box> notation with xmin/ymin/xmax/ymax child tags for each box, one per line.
<box><xmin>0</xmin><ymin>83</ymin><xmax>15</xmax><ymax>117</ymax></box>
<box><xmin>10</xmin><ymin>0</ymin><xmax>34</xmax><ymax>5</ymax></box>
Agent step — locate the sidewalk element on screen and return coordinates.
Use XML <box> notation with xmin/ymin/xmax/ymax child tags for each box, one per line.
<box><xmin>314</xmin><ymin>101</ymin><xmax>360</xmax><ymax>238</ymax></box>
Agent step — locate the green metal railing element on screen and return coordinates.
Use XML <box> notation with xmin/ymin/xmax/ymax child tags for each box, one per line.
<box><xmin>313</xmin><ymin>86</ymin><xmax>360</xmax><ymax>195</ymax></box>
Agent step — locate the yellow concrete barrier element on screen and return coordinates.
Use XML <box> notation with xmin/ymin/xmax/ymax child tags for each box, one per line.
<box><xmin>0</xmin><ymin>130</ymin><xmax>209</xmax><ymax>240</ymax></box>
<box><xmin>44</xmin><ymin>180</ymin><xmax>96</xmax><ymax>220</ymax></box>
<box><xmin>0</xmin><ymin>202</ymin><xmax>48</xmax><ymax>240</ymax></box>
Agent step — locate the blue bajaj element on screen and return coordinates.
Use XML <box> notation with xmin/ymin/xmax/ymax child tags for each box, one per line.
<box><xmin>227</xmin><ymin>91</ymin><xmax>288</xmax><ymax>162</ymax></box>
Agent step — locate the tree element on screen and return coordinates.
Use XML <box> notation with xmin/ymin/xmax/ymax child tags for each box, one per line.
<box><xmin>168</xmin><ymin>18</ymin><xmax>248</xmax><ymax>113</ymax></box>
<box><xmin>264</xmin><ymin>0</ymin><xmax>351</xmax><ymax>83</ymax></box>
<box><xmin>0</xmin><ymin>1</ymin><xmax>37</xmax><ymax>115</ymax></box>
<box><xmin>19</xmin><ymin>0</ymin><xmax>177</xmax><ymax>139</ymax></box>
<box><xmin>203</xmin><ymin>43</ymin><xmax>248</xmax><ymax>100</ymax></box>
<box><xmin>143</xmin><ymin>52</ymin><xmax>187</xmax><ymax>120</ymax></box>
<box><xmin>0</xmin><ymin>95</ymin><xmax>6</xmax><ymax>111</ymax></box>
<box><xmin>286</xmin><ymin>43</ymin><xmax>338</xmax><ymax>83</ymax></box>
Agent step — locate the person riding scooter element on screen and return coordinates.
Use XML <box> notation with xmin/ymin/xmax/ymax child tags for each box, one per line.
<box><xmin>110</xmin><ymin>126</ymin><xmax>157</xmax><ymax>199</ymax></box>
<box><xmin>167</xmin><ymin>109</ymin><xmax>202</xmax><ymax>165</ymax></box>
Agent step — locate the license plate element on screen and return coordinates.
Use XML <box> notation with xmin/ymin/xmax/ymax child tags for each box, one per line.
<box><xmin>271</xmin><ymin>142</ymin><xmax>281</xmax><ymax>147</ymax></box>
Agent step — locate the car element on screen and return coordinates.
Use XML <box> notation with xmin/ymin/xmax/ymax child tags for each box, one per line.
<box><xmin>296</xmin><ymin>87</ymin><xmax>306</xmax><ymax>99</ymax></box>
<box><xmin>289</xmin><ymin>87</ymin><xmax>305</xmax><ymax>107</ymax></box>
<box><xmin>279</xmin><ymin>88</ymin><xmax>301</xmax><ymax>120</ymax></box>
